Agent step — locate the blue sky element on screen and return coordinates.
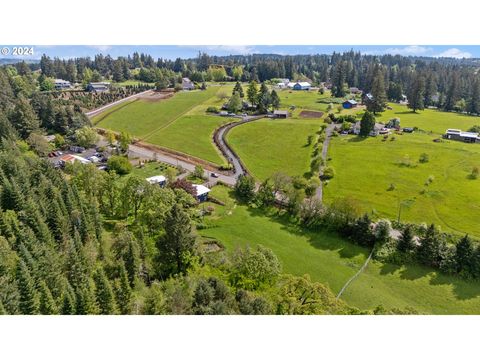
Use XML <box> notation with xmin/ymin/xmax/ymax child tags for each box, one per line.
<box><xmin>1</xmin><ymin>45</ymin><xmax>479</xmax><ymax>60</ymax></box>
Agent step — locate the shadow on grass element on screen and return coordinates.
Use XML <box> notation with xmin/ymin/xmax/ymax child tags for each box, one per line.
<box><xmin>377</xmin><ymin>261</ymin><xmax>480</xmax><ymax>300</ymax></box>
<box><xmin>429</xmin><ymin>272</ymin><xmax>480</xmax><ymax>301</ymax></box>
<box><xmin>245</xmin><ymin>206</ymin><xmax>369</xmax><ymax>261</ymax></box>
<box><xmin>347</xmin><ymin>136</ymin><xmax>368</xmax><ymax>143</ymax></box>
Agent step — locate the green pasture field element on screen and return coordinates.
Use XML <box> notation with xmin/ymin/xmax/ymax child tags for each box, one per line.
<box><xmin>374</xmin><ymin>103</ymin><xmax>480</xmax><ymax>134</ymax></box>
<box><xmin>226</xmin><ymin>118</ymin><xmax>323</xmax><ymax>180</ymax></box>
<box><xmin>200</xmin><ymin>188</ymin><xmax>480</xmax><ymax>314</ymax></box>
<box><xmin>324</xmin><ymin>132</ymin><xmax>480</xmax><ymax>238</ymax></box>
<box><xmin>93</xmin><ymin>85</ymin><xmax>236</xmax><ymax>164</ymax></box>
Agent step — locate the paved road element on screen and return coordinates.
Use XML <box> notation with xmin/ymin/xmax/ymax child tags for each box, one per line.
<box><xmin>86</xmin><ymin>90</ymin><xmax>153</xmax><ymax>118</ymax></box>
<box><xmin>316</xmin><ymin>123</ymin><xmax>336</xmax><ymax>200</ymax></box>
<box><xmin>213</xmin><ymin>115</ymin><xmax>265</xmax><ymax>179</ymax></box>
<box><xmin>129</xmin><ymin>144</ymin><xmax>237</xmax><ymax>186</ymax></box>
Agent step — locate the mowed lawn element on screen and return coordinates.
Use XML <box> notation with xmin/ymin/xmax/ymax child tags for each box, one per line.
<box><xmin>324</xmin><ymin>133</ymin><xmax>480</xmax><ymax>238</ymax></box>
<box><xmin>200</xmin><ymin>192</ymin><xmax>480</xmax><ymax>314</ymax></box>
<box><xmin>277</xmin><ymin>89</ymin><xmax>337</xmax><ymax>113</ymax></box>
<box><xmin>227</xmin><ymin>118</ymin><xmax>323</xmax><ymax>180</ymax></box>
<box><xmin>146</xmin><ymin>115</ymin><xmax>235</xmax><ymax>164</ymax></box>
<box><xmin>94</xmin><ymin>86</ymin><xmax>222</xmax><ymax>138</ymax></box>
<box><xmin>375</xmin><ymin>103</ymin><xmax>480</xmax><ymax>134</ymax></box>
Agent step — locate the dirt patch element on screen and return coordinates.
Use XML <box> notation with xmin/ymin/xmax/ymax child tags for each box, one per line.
<box><xmin>299</xmin><ymin>110</ymin><xmax>324</xmax><ymax>118</ymax></box>
<box><xmin>138</xmin><ymin>90</ymin><xmax>174</xmax><ymax>102</ymax></box>
<box><xmin>200</xmin><ymin>240</ymin><xmax>225</xmax><ymax>253</ymax></box>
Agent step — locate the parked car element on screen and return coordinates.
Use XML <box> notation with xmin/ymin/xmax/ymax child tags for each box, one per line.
<box><xmin>211</xmin><ymin>173</ymin><xmax>219</xmax><ymax>178</ymax></box>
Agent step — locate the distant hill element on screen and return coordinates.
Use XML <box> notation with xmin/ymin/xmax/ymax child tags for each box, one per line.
<box><xmin>0</xmin><ymin>58</ymin><xmax>40</xmax><ymax>65</ymax></box>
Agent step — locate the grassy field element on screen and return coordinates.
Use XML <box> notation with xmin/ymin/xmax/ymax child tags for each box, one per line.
<box><xmin>93</xmin><ymin>85</ymin><xmax>235</xmax><ymax>165</ymax></box>
<box><xmin>277</xmin><ymin>89</ymin><xmax>333</xmax><ymax>113</ymax></box>
<box><xmin>375</xmin><ymin>103</ymin><xmax>480</xmax><ymax>134</ymax></box>
<box><xmin>324</xmin><ymin>132</ymin><xmax>480</xmax><ymax>238</ymax></box>
<box><xmin>200</xmin><ymin>189</ymin><xmax>480</xmax><ymax>314</ymax></box>
<box><xmin>94</xmin><ymin>86</ymin><xmax>221</xmax><ymax>137</ymax></box>
<box><xmin>146</xmin><ymin>115</ymin><xmax>234</xmax><ymax>164</ymax></box>
<box><xmin>227</xmin><ymin>118</ymin><xmax>323</xmax><ymax>180</ymax></box>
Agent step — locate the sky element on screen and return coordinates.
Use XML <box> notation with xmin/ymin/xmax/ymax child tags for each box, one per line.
<box><xmin>1</xmin><ymin>45</ymin><xmax>479</xmax><ymax>60</ymax></box>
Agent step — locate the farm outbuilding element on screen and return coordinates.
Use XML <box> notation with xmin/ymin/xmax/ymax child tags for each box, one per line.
<box><xmin>291</xmin><ymin>81</ymin><xmax>312</xmax><ymax>91</ymax></box>
<box><xmin>182</xmin><ymin>78</ymin><xmax>195</xmax><ymax>90</ymax></box>
<box><xmin>444</xmin><ymin>129</ymin><xmax>480</xmax><ymax>143</ymax></box>
<box><xmin>54</xmin><ymin>79</ymin><xmax>71</xmax><ymax>90</ymax></box>
<box><xmin>86</xmin><ymin>82</ymin><xmax>110</xmax><ymax>92</ymax></box>
<box><xmin>193</xmin><ymin>184</ymin><xmax>211</xmax><ymax>202</ymax></box>
<box><xmin>342</xmin><ymin>99</ymin><xmax>358</xmax><ymax>109</ymax></box>
<box><xmin>273</xmin><ymin>110</ymin><xmax>289</xmax><ymax>118</ymax></box>
<box><xmin>146</xmin><ymin>175</ymin><xmax>167</xmax><ymax>187</ymax></box>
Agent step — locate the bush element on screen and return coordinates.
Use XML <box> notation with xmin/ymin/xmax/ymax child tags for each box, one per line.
<box><xmin>470</xmin><ymin>166</ymin><xmax>479</xmax><ymax>179</ymax></box>
<box><xmin>321</xmin><ymin>166</ymin><xmax>335</xmax><ymax>180</ymax></box>
<box><xmin>107</xmin><ymin>155</ymin><xmax>132</xmax><ymax>175</ymax></box>
<box><xmin>419</xmin><ymin>153</ymin><xmax>429</xmax><ymax>163</ymax></box>
<box><xmin>219</xmin><ymin>163</ymin><xmax>233</xmax><ymax>171</ymax></box>
<box><xmin>206</xmin><ymin>106</ymin><xmax>218</xmax><ymax>113</ymax></box>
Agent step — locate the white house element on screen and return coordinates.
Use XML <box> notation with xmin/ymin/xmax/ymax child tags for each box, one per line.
<box><xmin>54</xmin><ymin>79</ymin><xmax>71</xmax><ymax>90</ymax></box>
<box><xmin>146</xmin><ymin>175</ymin><xmax>167</xmax><ymax>186</ymax></box>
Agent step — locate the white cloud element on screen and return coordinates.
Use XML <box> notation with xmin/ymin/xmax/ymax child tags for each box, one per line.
<box><xmin>436</xmin><ymin>48</ymin><xmax>472</xmax><ymax>59</ymax></box>
<box><xmin>88</xmin><ymin>45</ymin><xmax>112</xmax><ymax>52</ymax></box>
<box><xmin>183</xmin><ymin>45</ymin><xmax>259</xmax><ymax>55</ymax></box>
<box><xmin>384</xmin><ymin>45</ymin><xmax>432</xmax><ymax>56</ymax></box>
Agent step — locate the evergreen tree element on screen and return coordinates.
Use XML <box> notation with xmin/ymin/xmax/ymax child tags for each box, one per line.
<box><xmin>423</xmin><ymin>73</ymin><xmax>437</xmax><ymax>106</ymax></box>
<box><xmin>397</xmin><ymin>225</ymin><xmax>416</xmax><ymax>253</ymax></box>
<box><xmin>359</xmin><ymin>111</ymin><xmax>375</xmax><ymax>137</ymax></box>
<box><xmin>331</xmin><ymin>61</ymin><xmax>347</xmax><ymax>97</ymax></box>
<box><xmin>61</xmin><ymin>282</ymin><xmax>76</xmax><ymax>315</ymax></box>
<box><xmin>455</xmin><ymin>235</ymin><xmax>474</xmax><ymax>276</ymax></box>
<box><xmin>366</xmin><ymin>65</ymin><xmax>387</xmax><ymax>114</ymax></box>
<box><xmin>270</xmin><ymin>90</ymin><xmax>280</xmax><ymax>110</ymax></box>
<box><xmin>232</xmin><ymin>81</ymin><xmax>244</xmax><ymax>98</ymax></box>
<box><xmin>16</xmin><ymin>259</ymin><xmax>39</xmax><ymax>314</ymax></box>
<box><xmin>9</xmin><ymin>96</ymin><xmax>40</xmax><ymax>138</ymax></box>
<box><xmin>94</xmin><ymin>267</ymin><xmax>117</xmax><ymax>314</ymax></box>
<box><xmin>407</xmin><ymin>74</ymin><xmax>425</xmax><ymax>112</ymax></box>
<box><xmin>156</xmin><ymin>204</ymin><xmax>196</xmax><ymax>276</ymax></box>
<box><xmin>417</xmin><ymin>224</ymin><xmax>439</xmax><ymax>267</ymax></box>
<box><xmin>115</xmin><ymin>262</ymin><xmax>132</xmax><ymax>315</ymax></box>
<box><xmin>39</xmin><ymin>280</ymin><xmax>58</xmax><ymax>315</ymax></box>
<box><xmin>256</xmin><ymin>82</ymin><xmax>271</xmax><ymax>114</ymax></box>
<box><xmin>246</xmin><ymin>81</ymin><xmax>259</xmax><ymax>106</ymax></box>
<box><xmin>467</xmin><ymin>78</ymin><xmax>480</xmax><ymax>115</ymax></box>
<box><xmin>444</xmin><ymin>73</ymin><xmax>459</xmax><ymax>111</ymax></box>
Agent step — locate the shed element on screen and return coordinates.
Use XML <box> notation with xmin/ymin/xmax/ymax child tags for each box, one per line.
<box><xmin>146</xmin><ymin>175</ymin><xmax>167</xmax><ymax>186</ymax></box>
<box><xmin>342</xmin><ymin>99</ymin><xmax>358</xmax><ymax>109</ymax></box>
<box><xmin>182</xmin><ymin>78</ymin><xmax>195</xmax><ymax>90</ymax></box>
<box><xmin>273</xmin><ymin>110</ymin><xmax>289</xmax><ymax>118</ymax></box>
<box><xmin>193</xmin><ymin>184</ymin><xmax>211</xmax><ymax>202</ymax></box>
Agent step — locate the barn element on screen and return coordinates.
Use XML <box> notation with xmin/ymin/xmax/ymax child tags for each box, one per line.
<box><xmin>292</xmin><ymin>81</ymin><xmax>311</xmax><ymax>91</ymax></box>
<box><xmin>444</xmin><ymin>129</ymin><xmax>480</xmax><ymax>143</ymax></box>
<box><xmin>342</xmin><ymin>99</ymin><xmax>358</xmax><ymax>109</ymax></box>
